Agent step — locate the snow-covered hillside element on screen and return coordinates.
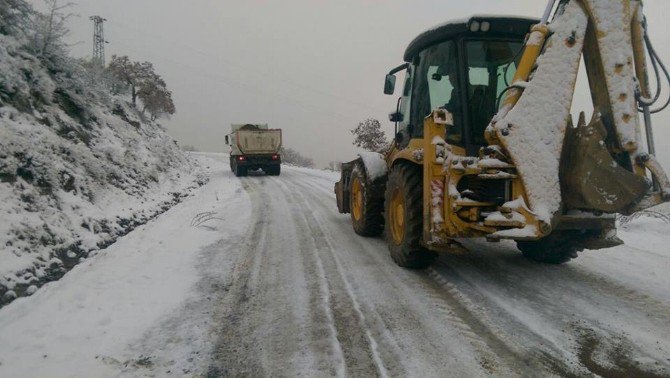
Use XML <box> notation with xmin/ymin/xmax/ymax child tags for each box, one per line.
<box><xmin>0</xmin><ymin>32</ymin><xmax>202</xmax><ymax>306</ymax></box>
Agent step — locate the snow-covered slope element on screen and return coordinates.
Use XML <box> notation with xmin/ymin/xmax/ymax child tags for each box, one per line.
<box><xmin>0</xmin><ymin>154</ymin><xmax>247</xmax><ymax>377</ymax></box>
<box><xmin>0</xmin><ymin>33</ymin><xmax>202</xmax><ymax>306</ymax></box>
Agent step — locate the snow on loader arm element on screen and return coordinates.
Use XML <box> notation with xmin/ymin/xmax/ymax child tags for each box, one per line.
<box><xmin>491</xmin><ymin>0</ymin><xmax>670</xmax><ymax>226</ymax></box>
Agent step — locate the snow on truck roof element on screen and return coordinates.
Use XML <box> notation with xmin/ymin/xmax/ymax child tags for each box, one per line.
<box><xmin>403</xmin><ymin>15</ymin><xmax>538</xmax><ymax>62</ymax></box>
<box><xmin>231</xmin><ymin>123</ymin><xmax>269</xmax><ymax>131</ymax></box>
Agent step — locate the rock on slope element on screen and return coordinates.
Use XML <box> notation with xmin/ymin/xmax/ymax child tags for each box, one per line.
<box><xmin>0</xmin><ymin>32</ymin><xmax>203</xmax><ymax>306</ymax></box>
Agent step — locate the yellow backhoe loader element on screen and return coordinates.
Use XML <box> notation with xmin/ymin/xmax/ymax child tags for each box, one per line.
<box><xmin>335</xmin><ymin>0</ymin><xmax>670</xmax><ymax>268</ymax></box>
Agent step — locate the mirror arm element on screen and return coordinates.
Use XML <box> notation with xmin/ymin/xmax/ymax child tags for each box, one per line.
<box><xmin>388</xmin><ymin>63</ymin><xmax>409</xmax><ymax>76</ymax></box>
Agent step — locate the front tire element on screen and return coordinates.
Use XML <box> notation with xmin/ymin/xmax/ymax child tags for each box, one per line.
<box><xmin>385</xmin><ymin>163</ymin><xmax>435</xmax><ymax>269</ymax></box>
<box><xmin>349</xmin><ymin>162</ymin><xmax>384</xmax><ymax>236</ymax></box>
<box><xmin>516</xmin><ymin>231</ymin><xmax>583</xmax><ymax>264</ymax></box>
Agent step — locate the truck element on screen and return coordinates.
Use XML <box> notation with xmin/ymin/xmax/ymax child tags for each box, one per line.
<box><xmin>335</xmin><ymin>0</ymin><xmax>670</xmax><ymax>268</ymax></box>
<box><xmin>225</xmin><ymin>123</ymin><xmax>282</xmax><ymax>177</ymax></box>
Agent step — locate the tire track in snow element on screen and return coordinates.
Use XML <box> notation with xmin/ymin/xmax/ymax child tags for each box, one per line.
<box><xmin>205</xmin><ymin>179</ymin><xmax>272</xmax><ymax>376</ymax></box>
<box><xmin>280</xmin><ymin>170</ymin><xmax>446</xmax><ymax>375</ymax></box>
<box><xmin>283</xmin><ymin>168</ymin><xmax>576</xmax><ymax>376</ymax></box>
<box><xmin>621</xmin><ymin>243</ymin><xmax>670</xmax><ymax>259</ymax></box>
<box><xmin>282</xmin><ymin>170</ymin><xmax>515</xmax><ymax>375</ymax></box>
<box><xmin>284</xmin><ymin>170</ymin><xmax>502</xmax><ymax>372</ymax></box>
<box><xmin>209</xmin><ymin>174</ymin><xmax>359</xmax><ymax>376</ymax></box>
<box><xmin>437</xmin><ymin>239</ymin><xmax>670</xmax><ymax>332</ymax></box>
<box><xmin>275</xmin><ymin>175</ymin><xmax>349</xmax><ymax>376</ymax></box>
<box><xmin>272</xmin><ymin>173</ymin><xmax>390</xmax><ymax>377</ymax></box>
<box><xmin>272</xmin><ymin>167</ymin><xmax>670</xmax><ymax>376</ymax></box>
<box><xmin>430</xmin><ymin>239</ymin><xmax>670</xmax><ymax>376</ymax></box>
<box><xmin>424</xmin><ymin>265</ymin><xmax>579</xmax><ymax>377</ymax></box>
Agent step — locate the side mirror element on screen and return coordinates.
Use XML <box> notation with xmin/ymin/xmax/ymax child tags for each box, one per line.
<box><xmin>389</xmin><ymin>112</ymin><xmax>403</xmax><ymax>123</ymax></box>
<box><xmin>384</xmin><ymin>74</ymin><xmax>396</xmax><ymax>95</ymax></box>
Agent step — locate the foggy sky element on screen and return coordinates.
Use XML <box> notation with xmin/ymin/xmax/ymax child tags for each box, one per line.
<box><xmin>29</xmin><ymin>0</ymin><xmax>670</xmax><ymax>169</ymax></box>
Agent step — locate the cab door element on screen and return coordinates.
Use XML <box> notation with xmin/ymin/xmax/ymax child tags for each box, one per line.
<box><xmin>461</xmin><ymin>39</ymin><xmax>524</xmax><ymax>155</ymax></box>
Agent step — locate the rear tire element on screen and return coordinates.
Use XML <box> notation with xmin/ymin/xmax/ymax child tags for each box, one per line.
<box><xmin>516</xmin><ymin>231</ymin><xmax>583</xmax><ymax>264</ymax></box>
<box><xmin>385</xmin><ymin>163</ymin><xmax>435</xmax><ymax>269</ymax></box>
<box><xmin>349</xmin><ymin>161</ymin><xmax>384</xmax><ymax>236</ymax></box>
<box><xmin>234</xmin><ymin>164</ymin><xmax>247</xmax><ymax>177</ymax></box>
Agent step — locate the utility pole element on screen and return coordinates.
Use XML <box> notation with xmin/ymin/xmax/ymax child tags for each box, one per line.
<box><xmin>90</xmin><ymin>16</ymin><xmax>107</xmax><ymax>67</ymax></box>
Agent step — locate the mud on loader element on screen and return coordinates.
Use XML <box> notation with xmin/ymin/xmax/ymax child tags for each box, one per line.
<box><xmin>335</xmin><ymin>0</ymin><xmax>670</xmax><ymax>268</ymax></box>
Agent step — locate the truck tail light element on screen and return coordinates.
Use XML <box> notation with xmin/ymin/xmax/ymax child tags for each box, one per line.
<box><xmin>237</xmin><ymin>156</ymin><xmax>246</xmax><ymax>161</ymax></box>
<box><xmin>271</xmin><ymin>154</ymin><xmax>280</xmax><ymax>160</ymax></box>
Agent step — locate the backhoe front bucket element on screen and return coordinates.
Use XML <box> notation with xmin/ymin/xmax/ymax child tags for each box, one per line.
<box><xmin>561</xmin><ymin>112</ymin><xmax>649</xmax><ymax>214</ymax></box>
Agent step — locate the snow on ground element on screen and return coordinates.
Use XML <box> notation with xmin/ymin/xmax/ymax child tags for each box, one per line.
<box><xmin>0</xmin><ymin>154</ymin><xmax>249</xmax><ymax>377</ymax></box>
<box><xmin>283</xmin><ymin>164</ymin><xmax>341</xmax><ymax>181</ymax></box>
<box><xmin>579</xmin><ymin>215</ymin><xmax>670</xmax><ymax>303</ymax></box>
<box><xmin>0</xmin><ymin>154</ymin><xmax>669</xmax><ymax>377</ymax></box>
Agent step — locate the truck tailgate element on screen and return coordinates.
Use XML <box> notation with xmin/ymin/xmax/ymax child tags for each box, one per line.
<box><xmin>236</xmin><ymin>130</ymin><xmax>282</xmax><ymax>154</ymax></box>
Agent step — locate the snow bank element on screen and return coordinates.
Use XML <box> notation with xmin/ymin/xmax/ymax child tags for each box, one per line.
<box><xmin>0</xmin><ymin>154</ymin><xmax>250</xmax><ymax>377</ymax></box>
<box><xmin>0</xmin><ymin>33</ymin><xmax>202</xmax><ymax>306</ymax></box>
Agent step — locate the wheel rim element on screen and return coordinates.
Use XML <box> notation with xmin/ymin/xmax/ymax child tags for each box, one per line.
<box><xmin>351</xmin><ymin>177</ymin><xmax>364</xmax><ymax>221</ymax></box>
<box><xmin>389</xmin><ymin>188</ymin><xmax>405</xmax><ymax>245</ymax></box>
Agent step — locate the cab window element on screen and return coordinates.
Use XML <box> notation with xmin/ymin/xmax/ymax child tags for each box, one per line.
<box><xmin>411</xmin><ymin>40</ymin><xmax>462</xmax><ymax>144</ymax></box>
<box><xmin>464</xmin><ymin>40</ymin><xmax>523</xmax><ymax>146</ymax></box>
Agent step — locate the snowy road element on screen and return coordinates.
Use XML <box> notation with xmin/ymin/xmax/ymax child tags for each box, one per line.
<box><xmin>207</xmin><ymin>164</ymin><xmax>670</xmax><ymax>377</ymax></box>
<box><xmin>1</xmin><ymin>153</ymin><xmax>669</xmax><ymax>377</ymax></box>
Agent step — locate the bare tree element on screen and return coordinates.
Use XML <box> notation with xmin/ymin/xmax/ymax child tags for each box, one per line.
<box><xmin>31</xmin><ymin>0</ymin><xmax>77</xmax><ymax>59</ymax></box>
<box><xmin>351</xmin><ymin>118</ymin><xmax>389</xmax><ymax>153</ymax></box>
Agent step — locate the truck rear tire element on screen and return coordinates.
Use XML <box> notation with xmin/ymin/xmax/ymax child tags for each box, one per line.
<box><xmin>349</xmin><ymin>161</ymin><xmax>384</xmax><ymax>236</ymax></box>
<box><xmin>516</xmin><ymin>231</ymin><xmax>582</xmax><ymax>264</ymax></box>
<box><xmin>234</xmin><ymin>164</ymin><xmax>247</xmax><ymax>177</ymax></box>
<box><xmin>385</xmin><ymin>163</ymin><xmax>435</xmax><ymax>269</ymax></box>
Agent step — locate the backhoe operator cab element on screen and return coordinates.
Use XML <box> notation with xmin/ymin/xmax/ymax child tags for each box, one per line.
<box><xmin>387</xmin><ymin>17</ymin><xmax>533</xmax><ymax>155</ymax></box>
<box><xmin>336</xmin><ymin>8</ymin><xmax>670</xmax><ymax>269</ymax></box>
